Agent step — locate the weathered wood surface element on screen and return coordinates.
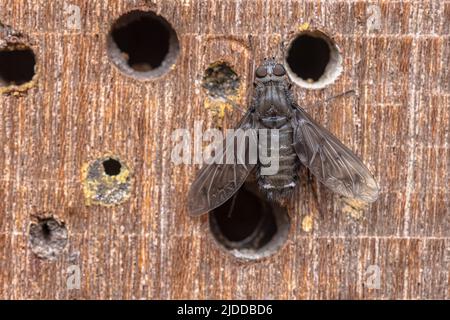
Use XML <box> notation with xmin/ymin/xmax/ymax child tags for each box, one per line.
<box><xmin>0</xmin><ymin>0</ymin><xmax>449</xmax><ymax>299</ymax></box>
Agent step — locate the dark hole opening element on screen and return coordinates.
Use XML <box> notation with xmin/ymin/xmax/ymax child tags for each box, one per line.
<box><xmin>41</xmin><ymin>221</ymin><xmax>52</xmax><ymax>239</ymax></box>
<box><xmin>110</xmin><ymin>11</ymin><xmax>174</xmax><ymax>72</ymax></box>
<box><xmin>0</xmin><ymin>48</ymin><xmax>36</xmax><ymax>86</ymax></box>
<box><xmin>286</xmin><ymin>34</ymin><xmax>330</xmax><ymax>81</ymax></box>
<box><xmin>202</xmin><ymin>62</ymin><xmax>240</xmax><ymax>99</ymax></box>
<box><xmin>103</xmin><ymin>158</ymin><xmax>122</xmax><ymax>176</ymax></box>
<box><xmin>29</xmin><ymin>217</ymin><xmax>68</xmax><ymax>260</ymax></box>
<box><xmin>209</xmin><ymin>179</ymin><xmax>291</xmax><ymax>259</ymax></box>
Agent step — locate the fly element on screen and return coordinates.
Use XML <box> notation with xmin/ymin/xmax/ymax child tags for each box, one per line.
<box><xmin>188</xmin><ymin>58</ymin><xmax>379</xmax><ymax>216</ymax></box>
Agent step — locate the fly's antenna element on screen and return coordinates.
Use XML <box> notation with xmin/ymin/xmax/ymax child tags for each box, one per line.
<box><xmin>325</xmin><ymin>89</ymin><xmax>356</xmax><ymax>103</ymax></box>
<box><xmin>308</xmin><ymin>89</ymin><xmax>357</xmax><ymax>109</ymax></box>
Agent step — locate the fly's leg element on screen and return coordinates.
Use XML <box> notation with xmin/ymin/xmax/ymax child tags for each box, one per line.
<box><xmin>227</xmin><ymin>192</ymin><xmax>238</xmax><ymax>218</ymax></box>
<box><xmin>307</xmin><ymin>170</ymin><xmax>326</xmax><ymax>219</ymax></box>
<box><xmin>215</xmin><ymin>94</ymin><xmax>247</xmax><ymax>115</ymax></box>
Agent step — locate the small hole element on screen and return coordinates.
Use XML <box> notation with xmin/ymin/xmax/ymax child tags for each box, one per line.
<box><xmin>103</xmin><ymin>158</ymin><xmax>122</xmax><ymax>176</ymax></box>
<box><xmin>288</xmin><ymin>36</ymin><xmax>329</xmax><ymax>81</ymax></box>
<box><xmin>285</xmin><ymin>31</ymin><xmax>342</xmax><ymax>89</ymax></box>
<box><xmin>209</xmin><ymin>179</ymin><xmax>290</xmax><ymax>260</ymax></box>
<box><xmin>83</xmin><ymin>155</ymin><xmax>132</xmax><ymax>206</ymax></box>
<box><xmin>107</xmin><ymin>10</ymin><xmax>180</xmax><ymax>79</ymax></box>
<box><xmin>0</xmin><ymin>48</ymin><xmax>36</xmax><ymax>87</ymax></box>
<box><xmin>41</xmin><ymin>221</ymin><xmax>52</xmax><ymax>239</ymax></box>
<box><xmin>202</xmin><ymin>61</ymin><xmax>240</xmax><ymax>99</ymax></box>
<box><xmin>29</xmin><ymin>217</ymin><xmax>68</xmax><ymax>260</ymax></box>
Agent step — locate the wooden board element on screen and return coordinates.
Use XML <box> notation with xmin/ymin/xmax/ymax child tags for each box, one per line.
<box><xmin>0</xmin><ymin>0</ymin><xmax>449</xmax><ymax>299</ymax></box>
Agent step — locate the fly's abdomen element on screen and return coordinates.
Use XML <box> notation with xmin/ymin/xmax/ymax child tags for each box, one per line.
<box><xmin>257</xmin><ymin>121</ymin><xmax>299</xmax><ymax>202</ymax></box>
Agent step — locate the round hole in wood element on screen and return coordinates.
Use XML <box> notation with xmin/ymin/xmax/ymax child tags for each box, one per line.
<box><xmin>103</xmin><ymin>158</ymin><xmax>122</xmax><ymax>176</ymax></box>
<box><xmin>202</xmin><ymin>61</ymin><xmax>240</xmax><ymax>99</ymax></box>
<box><xmin>285</xmin><ymin>30</ymin><xmax>342</xmax><ymax>89</ymax></box>
<box><xmin>29</xmin><ymin>217</ymin><xmax>68</xmax><ymax>260</ymax></box>
<box><xmin>209</xmin><ymin>180</ymin><xmax>290</xmax><ymax>260</ymax></box>
<box><xmin>0</xmin><ymin>46</ymin><xmax>36</xmax><ymax>87</ymax></box>
<box><xmin>107</xmin><ymin>10</ymin><xmax>180</xmax><ymax>79</ymax></box>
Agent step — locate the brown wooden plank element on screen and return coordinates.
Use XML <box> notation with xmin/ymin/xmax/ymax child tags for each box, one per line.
<box><xmin>0</xmin><ymin>0</ymin><xmax>448</xmax><ymax>299</ymax></box>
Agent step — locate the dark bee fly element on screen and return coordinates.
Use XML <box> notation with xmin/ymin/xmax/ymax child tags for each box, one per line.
<box><xmin>188</xmin><ymin>58</ymin><xmax>379</xmax><ymax>216</ymax></box>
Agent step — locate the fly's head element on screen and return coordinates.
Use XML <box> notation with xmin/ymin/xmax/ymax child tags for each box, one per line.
<box><xmin>254</xmin><ymin>58</ymin><xmax>289</xmax><ymax>86</ymax></box>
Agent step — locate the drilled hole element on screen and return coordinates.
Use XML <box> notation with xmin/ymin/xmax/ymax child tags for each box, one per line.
<box><xmin>285</xmin><ymin>31</ymin><xmax>342</xmax><ymax>89</ymax></box>
<box><xmin>209</xmin><ymin>179</ymin><xmax>290</xmax><ymax>260</ymax></box>
<box><xmin>103</xmin><ymin>158</ymin><xmax>121</xmax><ymax>176</ymax></box>
<box><xmin>107</xmin><ymin>10</ymin><xmax>179</xmax><ymax>79</ymax></box>
<box><xmin>83</xmin><ymin>155</ymin><xmax>132</xmax><ymax>206</ymax></box>
<box><xmin>41</xmin><ymin>221</ymin><xmax>52</xmax><ymax>239</ymax></box>
<box><xmin>202</xmin><ymin>61</ymin><xmax>240</xmax><ymax>99</ymax></box>
<box><xmin>29</xmin><ymin>217</ymin><xmax>68</xmax><ymax>260</ymax></box>
<box><xmin>0</xmin><ymin>47</ymin><xmax>36</xmax><ymax>87</ymax></box>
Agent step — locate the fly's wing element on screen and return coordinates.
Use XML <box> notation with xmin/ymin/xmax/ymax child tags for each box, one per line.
<box><xmin>188</xmin><ymin>112</ymin><xmax>258</xmax><ymax>216</ymax></box>
<box><xmin>292</xmin><ymin>104</ymin><xmax>379</xmax><ymax>202</ymax></box>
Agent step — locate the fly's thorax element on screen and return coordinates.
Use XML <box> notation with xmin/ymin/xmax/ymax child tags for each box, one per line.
<box><xmin>254</xmin><ymin>82</ymin><xmax>292</xmax><ymax>120</ymax></box>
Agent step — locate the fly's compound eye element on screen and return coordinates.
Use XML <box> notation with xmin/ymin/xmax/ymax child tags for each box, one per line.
<box><xmin>273</xmin><ymin>64</ymin><xmax>286</xmax><ymax>76</ymax></box>
<box><xmin>255</xmin><ymin>66</ymin><xmax>268</xmax><ymax>78</ymax></box>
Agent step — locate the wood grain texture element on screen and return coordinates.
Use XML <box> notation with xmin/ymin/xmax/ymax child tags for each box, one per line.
<box><xmin>0</xmin><ymin>0</ymin><xmax>449</xmax><ymax>299</ymax></box>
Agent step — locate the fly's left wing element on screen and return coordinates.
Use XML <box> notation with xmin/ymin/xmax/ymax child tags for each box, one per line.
<box><xmin>188</xmin><ymin>111</ymin><xmax>258</xmax><ymax>216</ymax></box>
<box><xmin>292</xmin><ymin>104</ymin><xmax>379</xmax><ymax>202</ymax></box>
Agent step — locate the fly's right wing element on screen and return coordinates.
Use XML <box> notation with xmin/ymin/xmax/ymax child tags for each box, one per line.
<box><xmin>292</xmin><ymin>104</ymin><xmax>379</xmax><ymax>202</ymax></box>
<box><xmin>188</xmin><ymin>112</ymin><xmax>258</xmax><ymax>216</ymax></box>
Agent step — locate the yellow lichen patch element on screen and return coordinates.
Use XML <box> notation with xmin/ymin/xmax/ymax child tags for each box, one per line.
<box><xmin>301</xmin><ymin>214</ymin><xmax>314</xmax><ymax>233</ymax></box>
<box><xmin>81</xmin><ymin>155</ymin><xmax>133</xmax><ymax>206</ymax></box>
<box><xmin>298</xmin><ymin>22</ymin><xmax>310</xmax><ymax>32</ymax></box>
<box><xmin>0</xmin><ymin>75</ymin><xmax>37</xmax><ymax>95</ymax></box>
<box><xmin>340</xmin><ymin>197</ymin><xmax>369</xmax><ymax>220</ymax></box>
<box><xmin>203</xmin><ymin>97</ymin><xmax>234</xmax><ymax>119</ymax></box>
